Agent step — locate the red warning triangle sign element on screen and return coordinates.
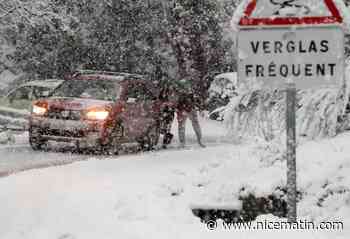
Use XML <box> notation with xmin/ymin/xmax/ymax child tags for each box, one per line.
<box><xmin>239</xmin><ymin>0</ymin><xmax>343</xmax><ymax>26</ymax></box>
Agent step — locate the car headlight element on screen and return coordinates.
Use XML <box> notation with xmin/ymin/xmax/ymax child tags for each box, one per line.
<box><xmin>32</xmin><ymin>103</ymin><xmax>47</xmax><ymax>116</ymax></box>
<box><xmin>85</xmin><ymin>109</ymin><xmax>110</xmax><ymax>121</ymax></box>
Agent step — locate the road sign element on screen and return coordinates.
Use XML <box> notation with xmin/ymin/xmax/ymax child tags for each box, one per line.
<box><xmin>239</xmin><ymin>0</ymin><xmax>342</xmax><ymax>26</ymax></box>
<box><xmin>236</xmin><ymin>0</ymin><xmax>344</xmax><ymax>223</ymax></box>
<box><xmin>237</xmin><ymin>26</ymin><xmax>344</xmax><ymax>89</ymax></box>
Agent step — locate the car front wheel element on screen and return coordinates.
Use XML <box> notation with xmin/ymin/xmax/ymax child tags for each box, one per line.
<box><xmin>29</xmin><ymin>129</ymin><xmax>47</xmax><ymax>151</ymax></box>
<box><xmin>101</xmin><ymin>122</ymin><xmax>124</xmax><ymax>155</ymax></box>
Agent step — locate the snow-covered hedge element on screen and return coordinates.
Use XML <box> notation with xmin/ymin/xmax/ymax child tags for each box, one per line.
<box><xmin>209</xmin><ymin>73</ymin><xmax>237</xmax><ymax>100</ymax></box>
<box><xmin>207</xmin><ymin>72</ymin><xmax>238</xmax><ymax>120</ymax></box>
<box><xmin>0</xmin><ymin>130</ymin><xmax>15</xmax><ymax>144</ymax></box>
<box><xmin>224</xmin><ymin>87</ymin><xmax>285</xmax><ymax>142</ymax></box>
<box><xmin>223</xmin><ymin>87</ymin><xmax>346</xmax><ymax>142</ymax></box>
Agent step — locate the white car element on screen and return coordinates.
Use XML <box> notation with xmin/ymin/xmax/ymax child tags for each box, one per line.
<box><xmin>0</xmin><ymin>79</ymin><xmax>63</xmax><ymax>129</ymax></box>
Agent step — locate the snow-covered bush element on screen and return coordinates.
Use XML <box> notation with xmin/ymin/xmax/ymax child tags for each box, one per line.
<box><xmin>223</xmin><ymin>87</ymin><xmax>346</xmax><ymax>142</ymax></box>
<box><xmin>298</xmin><ymin>89</ymin><xmax>342</xmax><ymax>138</ymax></box>
<box><xmin>207</xmin><ymin>72</ymin><xmax>238</xmax><ymax>120</ymax></box>
<box><xmin>0</xmin><ymin>130</ymin><xmax>15</xmax><ymax>145</ymax></box>
<box><xmin>208</xmin><ymin>73</ymin><xmax>237</xmax><ymax>99</ymax></box>
<box><xmin>224</xmin><ymin>85</ymin><xmax>285</xmax><ymax>142</ymax></box>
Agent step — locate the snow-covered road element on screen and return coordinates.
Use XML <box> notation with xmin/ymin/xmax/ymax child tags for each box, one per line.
<box><xmin>0</xmin><ymin>118</ymin><xmax>237</xmax><ymax>239</ymax></box>
<box><xmin>0</xmin><ymin>118</ymin><xmax>349</xmax><ymax>239</ymax></box>
<box><xmin>0</xmin><ymin>117</ymin><xmax>228</xmax><ymax>178</ymax></box>
<box><xmin>0</xmin><ymin>144</ymin><xmax>90</xmax><ymax>177</ymax></box>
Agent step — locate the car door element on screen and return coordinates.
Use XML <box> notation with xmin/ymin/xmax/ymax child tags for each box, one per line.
<box><xmin>0</xmin><ymin>86</ymin><xmax>33</xmax><ymax>128</ymax></box>
<box><xmin>119</xmin><ymin>81</ymin><xmax>156</xmax><ymax>139</ymax></box>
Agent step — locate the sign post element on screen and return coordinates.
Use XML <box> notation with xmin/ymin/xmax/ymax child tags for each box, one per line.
<box><xmin>237</xmin><ymin>0</ymin><xmax>344</xmax><ymax>222</ymax></box>
<box><xmin>286</xmin><ymin>82</ymin><xmax>297</xmax><ymax>222</ymax></box>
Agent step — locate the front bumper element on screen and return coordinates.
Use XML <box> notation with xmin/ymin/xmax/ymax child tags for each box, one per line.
<box><xmin>30</xmin><ymin>116</ymin><xmax>104</xmax><ymax>148</ymax></box>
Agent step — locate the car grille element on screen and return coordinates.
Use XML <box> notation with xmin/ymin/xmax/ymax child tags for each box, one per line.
<box><xmin>47</xmin><ymin>108</ymin><xmax>81</xmax><ymax>121</ymax></box>
<box><xmin>44</xmin><ymin>128</ymin><xmax>85</xmax><ymax>138</ymax></box>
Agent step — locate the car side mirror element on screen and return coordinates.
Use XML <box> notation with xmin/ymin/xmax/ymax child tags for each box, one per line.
<box><xmin>41</xmin><ymin>91</ymin><xmax>50</xmax><ymax>97</ymax></box>
<box><xmin>127</xmin><ymin>98</ymin><xmax>136</xmax><ymax>103</ymax></box>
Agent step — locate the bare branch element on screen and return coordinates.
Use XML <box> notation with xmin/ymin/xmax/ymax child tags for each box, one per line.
<box><xmin>0</xmin><ymin>7</ymin><xmax>16</xmax><ymax>19</ymax></box>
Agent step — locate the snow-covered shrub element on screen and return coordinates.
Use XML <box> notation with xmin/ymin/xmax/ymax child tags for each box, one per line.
<box><xmin>208</xmin><ymin>73</ymin><xmax>237</xmax><ymax>100</ymax></box>
<box><xmin>224</xmin><ymin>87</ymin><xmax>346</xmax><ymax>142</ymax></box>
<box><xmin>207</xmin><ymin>72</ymin><xmax>238</xmax><ymax>120</ymax></box>
<box><xmin>0</xmin><ymin>130</ymin><xmax>15</xmax><ymax>144</ymax></box>
<box><xmin>298</xmin><ymin>89</ymin><xmax>342</xmax><ymax>139</ymax></box>
<box><xmin>224</xmin><ymin>86</ymin><xmax>285</xmax><ymax>142</ymax></box>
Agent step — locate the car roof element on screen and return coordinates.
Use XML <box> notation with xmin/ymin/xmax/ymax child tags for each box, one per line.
<box><xmin>20</xmin><ymin>79</ymin><xmax>64</xmax><ymax>89</ymax></box>
<box><xmin>69</xmin><ymin>70</ymin><xmax>145</xmax><ymax>81</ymax></box>
<box><xmin>66</xmin><ymin>70</ymin><xmax>158</xmax><ymax>96</ymax></box>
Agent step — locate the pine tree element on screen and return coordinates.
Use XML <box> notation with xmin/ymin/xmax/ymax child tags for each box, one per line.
<box><xmin>1</xmin><ymin>0</ymin><xmax>237</xmax><ymax>95</ymax></box>
<box><xmin>164</xmin><ymin>0</ymin><xmax>232</xmax><ymax>102</ymax></box>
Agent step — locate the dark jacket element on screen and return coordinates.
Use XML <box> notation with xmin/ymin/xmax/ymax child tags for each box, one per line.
<box><xmin>177</xmin><ymin>92</ymin><xmax>195</xmax><ymax>113</ymax></box>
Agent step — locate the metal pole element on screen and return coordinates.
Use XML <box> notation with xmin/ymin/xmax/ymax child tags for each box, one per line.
<box><xmin>286</xmin><ymin>83</ymin><xmax>297</xmax><ymax>222</ymax></box>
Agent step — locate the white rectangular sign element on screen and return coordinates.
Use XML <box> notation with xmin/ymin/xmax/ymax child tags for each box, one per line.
<box><xmin>237</xmin><ymin>26</ymin><xmax>344</xmax><ymax>89</ymax></box>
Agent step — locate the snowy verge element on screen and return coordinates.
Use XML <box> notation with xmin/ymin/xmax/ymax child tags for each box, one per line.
<box><xmin>0</xmin><ymin>127</ymin><xmax>349</xmax><ymax>238</ymax></box>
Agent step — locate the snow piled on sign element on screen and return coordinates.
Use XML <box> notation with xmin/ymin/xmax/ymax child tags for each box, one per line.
<box><xmin>231</xmin><ymin>0</ymin><xmax>250</xmax><ymax>32</ymax></box>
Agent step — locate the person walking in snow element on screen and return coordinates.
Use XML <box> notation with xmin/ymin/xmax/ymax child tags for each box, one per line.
<box><xmin>176</xmin><ymin>88</ymin><xmax>206</xmax><ymax>148</ymax></box>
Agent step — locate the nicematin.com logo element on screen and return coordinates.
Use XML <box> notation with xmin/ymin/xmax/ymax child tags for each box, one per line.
<box><xmin>205</xmin><ymin>219</ymin><xmax>344</xmax><ymax>231</ymax></box>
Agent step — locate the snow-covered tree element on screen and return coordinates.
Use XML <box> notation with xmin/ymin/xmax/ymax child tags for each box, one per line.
<box><xmin>0</xmin><ymin>0</ymin><xmax>234</xmax><ymax>99</ymax></box>
<box><xmin>164</xmin><ymin>0</ymin><xmax>235</xmax><ymax>102</ymax></box>
<box><xmin>0</xmin><ymin>0</ymin><xmax>82</xmax><ymax>81</ymax></box>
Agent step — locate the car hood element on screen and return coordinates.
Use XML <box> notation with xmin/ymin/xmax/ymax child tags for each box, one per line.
<box><xmin>46</xmin><ymin>97</ymin><xmax>113</xmax><ymax>111</ymax></box>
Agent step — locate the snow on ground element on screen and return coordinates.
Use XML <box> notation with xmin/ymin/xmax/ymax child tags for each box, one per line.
<box><xmin>0</xmin><ymin>116</ymin><xmax>228</xmax><ymax>177</ymax></box>
<box><xmin>0</xmin><ymin>105</ymin><xmax>30</xmax><ymax>130</ymax></box>
<box><xmin>0</xmin><ymin>118</ymin><xmax>349</xmax><ymax>238</ymax></box>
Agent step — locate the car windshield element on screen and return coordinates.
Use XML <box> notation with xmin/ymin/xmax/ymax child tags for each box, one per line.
<box><xmin>51</xmin><ymin>79</ymin><xmax>119</xmax><ymax>101</ymax></box>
